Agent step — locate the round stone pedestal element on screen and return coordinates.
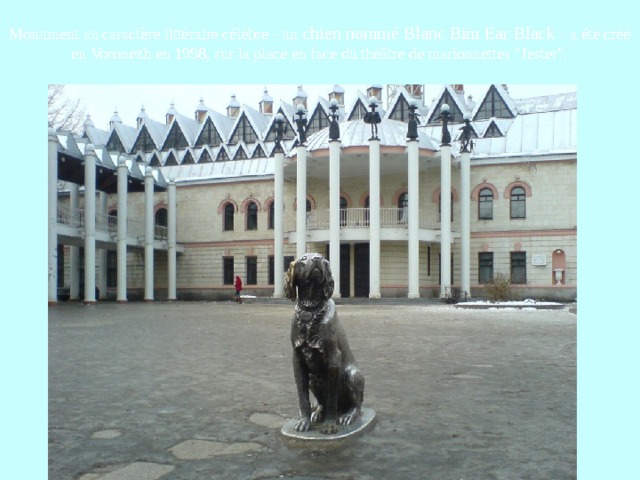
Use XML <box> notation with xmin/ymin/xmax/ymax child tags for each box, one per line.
<box><xmin>280</xmin><ymin>408</ymin><xmax>376</xmax><ymax>446</ymax></box>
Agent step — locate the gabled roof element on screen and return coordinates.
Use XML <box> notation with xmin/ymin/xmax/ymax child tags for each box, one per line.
<box><xmin>168</xmin><ymin>112</ymin><xmax>201</xmax><ymax>146</ymax></box>
<box><xmin>131</xmin><ymin>117</ymin><xmax>166</xmax><ymax>152</ymax></box>
<box><xmin>195</xmin><ymin>112</ymin><xmax>228</xmax><ymax>145</ymax></box>
<box><xmin>385</xmin><ymin>86</ymin><xmax>428</xmax><ymax>122</ymax></box>
<box><xmin>227</xmin><ymin>107</ymin><xmax>262</xmax><ymax>143</ymax></box>
<box><xmin>242</xmin><ymin>104</ymin><xmax>271</xmax><ymax>138</ymax></box>
<box><xmin>346</xmin><ymin>91</ymin><xmax>385</xmax><ymax>121</ymax></box>
<box><xmin>83</xmin><ymin>125</ymin><xmax>110</xmax><ymax>146</ymax></box>
<box><xmin>471</xmin><ymin>84</ymin><xmax>517</xmax><ymax>121</ymax></box>
<box><xmin>263</xmin><ymin>102</ymin><xmax>297</xmax><ymax>142</ymax></box>
<box><xmin>106</xmin><ymin>122</ymin><xmax>138</xmax><ymax>152</ymax></box>
<box><xmin>425</xmin><ymin>85</ymin><xmax>471</xmax><ymax>124</ymax></box>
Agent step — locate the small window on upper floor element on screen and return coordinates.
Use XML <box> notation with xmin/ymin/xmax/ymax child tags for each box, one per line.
<box><xmin>478</xmin><ymin>188</ymin><xmax>494</xmax><ymax>220</ymax></box>
<box><xmin>510</xmin><ymin>186</ymin><xmax>526</xmax><ymax>219</ymax></box>
<box><xmin>224</xmin><ymin>203</ymin><xmax>235</xmax><ymax>231</ymax></box>
<box><xmin>246</xmin><ymin>202</ymin><xmax>258</xmax><ymax>230</ymax></box>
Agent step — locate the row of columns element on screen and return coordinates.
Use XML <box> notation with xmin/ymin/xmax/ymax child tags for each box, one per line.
<box><xmin>48</xmin><ymin>129</ymin><xmax>177</xmax><ymax>304</ymax></box>
<box><xmin>270</xmin><ymin>133</ymin><xmax>470</xmax><ymax>299</ymax></box>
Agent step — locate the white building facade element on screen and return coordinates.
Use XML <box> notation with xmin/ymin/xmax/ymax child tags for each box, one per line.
<box><xmin>49</xmin><ymin>84</ymin><xmax>577</xmax><ymax>303</ymax></box>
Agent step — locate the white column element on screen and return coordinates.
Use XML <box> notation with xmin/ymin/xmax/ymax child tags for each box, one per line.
<box><xmin>116</xmin><ymin>156</ymin><xmax>128</xmax><ymax>302</ymax></box>
<box><xmin>440</xmin><ymin>144</ymin><xmax>452</xmax><ymax>298</ymax></box>
<box><xmin>48</xmin><ymin>128</ymin><xmax>59</xmax><ymax>305</ymax></box>
<box><xmin>167</xmin><ymin>179</ymin><xmax>177</xmax><ymax>301</ymax></box>
<box><xmin>329</xmin><ymin>139</ymin><xmax>341</xmax><ymax>298</ymax></box>
<box><xmin>144</xmin><ymin>166</ymin><xmax>155</xmax><ymax>301</ymax></box>
<box><xmin>369</xmin><ymin>138</ymin><xmax>381</xmax><ymax>299</ymax></box>
<box><xmin>460</xmin><ymin>150</ymin><xmax>471</xmax><ymax>299</ymax></box>
<box><xmin>296</xmin><ymin>145</ymin><xmax>307</xmax><ymax>259</ymax></box>
<box><xmin>69</xmin><ymin>183</ymin><xmax>80</xmax><ymax>300</ymax></box>
<box><xmin>273</xmin><ymin>150</ymin><xmax>285</xmax><ymax>298</ymax></box>
<box><xmin>407</xmin><ymin>139</ymin><xmax>420</xmax><ymax>298</ymax></box>
<box><xmin>83</xmin><ymin>145</ymin><xmax>97</xmax><ymax>304</ymax></box>
<box><xmin>97</xmin><ymin>192</ymin><xmax>108</xmax><ymax>299</ymax></box>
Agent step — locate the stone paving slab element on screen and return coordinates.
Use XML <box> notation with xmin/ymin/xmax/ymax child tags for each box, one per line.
<box><xmin>80</xmin><ymin>462</ymin><xmax>174</xmax><ymax>480</ymax></box>
<box><xmin>49</xmin><ymin>301</ymin><xmax>577</xmax><ymax>479</ymax></box>
<box><xmin>169</xmin><ymin>439</ymin><xmax>265</xmax><ymax>460</ymax></box>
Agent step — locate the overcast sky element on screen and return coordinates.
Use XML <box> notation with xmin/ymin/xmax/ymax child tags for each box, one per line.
<box><xmin>62</xmin><ymin>83</ymin><xmax>576</xmax><ymax>131</ymax></box>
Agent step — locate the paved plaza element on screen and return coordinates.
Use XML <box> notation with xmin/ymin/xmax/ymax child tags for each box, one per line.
<box><xmin>49</xmin><ymin>300</ymin><xmax>576</xmax><ymax>479</ymax></box>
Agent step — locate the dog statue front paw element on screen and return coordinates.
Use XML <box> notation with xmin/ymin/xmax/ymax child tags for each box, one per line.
<box><xmin>310</xmin><ymin>404</ymin><xmax>325</xmax><ymax>424</ymax></box>
<box><xmin>339</xmin><ymin>407</ymin><xmax>360</xmax><ymax>426</ymax></box>
<box><xmin>294</xmin><ymin>417</ymin><xmax>311</xmax><ymax>432</ymax></box>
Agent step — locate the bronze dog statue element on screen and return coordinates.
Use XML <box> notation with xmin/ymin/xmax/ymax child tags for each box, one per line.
<box><xmin>285</xmin><ymin>253</ymin><xmax>365</xmax><ymax>434</ymax></box>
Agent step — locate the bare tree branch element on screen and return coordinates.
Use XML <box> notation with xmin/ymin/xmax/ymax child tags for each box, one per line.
<box><xmin>48</xmin><ymin>84</ymin><xmax>86</xmax><ymax>134</ymax></box>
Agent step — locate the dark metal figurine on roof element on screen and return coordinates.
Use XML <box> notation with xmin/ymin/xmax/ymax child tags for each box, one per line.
<box><xmin>328</xmin><ymin>99</ymin><xmax>341</xmax><ymax>141</ymax></box>
<box><xmin>363</xmin><ymin>96</ymin><xmax>382</xmax><ymax>140</ymax></box>
<box><xmin>284</xmin><ymin>253</ymin><xmax>365</xmax><ymax>435</ymax></box>
<box><xmin>406</xmin><ymin>99</ymin><xmax>420</xmax><ymax>141</ymax></box>
<box><xmin>437</xmin><ymin>103</ymin><xmax>452</xmax><ymax>146</ymax></box>
<box><xmin>294</xmin><ymin>104</ymin><xmax>308</xmax><ymax>145</ymax></box>
<box><xmin>459</xmin><ymin>113</ymin><xmax>474</xmax><ymax>153</ymax></box>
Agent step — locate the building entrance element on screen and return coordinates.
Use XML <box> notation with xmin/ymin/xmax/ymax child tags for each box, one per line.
<box><xmin>354</xmin><ymin>243</ymin><xmax>370</xmax><ymax>297</ymax></box>
<box><xmin>326</xmin><ymin>243</ymin><xmax>351</xmax><ymax>298</ymax></box>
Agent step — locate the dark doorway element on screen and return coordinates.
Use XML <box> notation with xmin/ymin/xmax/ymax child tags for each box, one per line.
<box><xmin>340</xmin><ymin>244</ymin><xmax>350</xmax><ymax>298</ymax></box>
<box><xmin>354</xmin><ymin>243</ymin><xmax>370</xmax><ymax>297</ymax></box>
<box><xmin>326</xmin><ymin>244</ymin><xmax>351</xmax><ymax>298</ymax></box>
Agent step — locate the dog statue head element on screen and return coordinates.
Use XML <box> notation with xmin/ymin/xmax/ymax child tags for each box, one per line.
<box><xmin>284</xmin><ymin>253</ymin><xmax>334</xmax><ymax>304</ymax></box>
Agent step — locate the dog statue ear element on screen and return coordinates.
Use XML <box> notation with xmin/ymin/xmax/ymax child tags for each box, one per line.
<box><xmin>323</xmin><ymin>259</ymin><xmax>334</xmax><ymax>300</ymax></box>
<box><xmin>284</xmin><ymin>260</ymin><xmax>298</xmax><ymax>301</ymax></box>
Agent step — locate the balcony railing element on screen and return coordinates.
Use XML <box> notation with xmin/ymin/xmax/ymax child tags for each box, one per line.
<box><xmin>306</xmin><ymin>208</ymin><xmax>438</xmax><ymax>230</ymax></box>
<box><xmin>56</xmin><ymin>205</ymin><xmax>167</xmax><ymax>241</ymax></box>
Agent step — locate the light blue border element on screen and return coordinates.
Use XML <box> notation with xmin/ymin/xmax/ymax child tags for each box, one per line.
<box><xmin>2</xmin><ymin>1</ymin><xmax>637</xmax><ymax>478</ymax></box>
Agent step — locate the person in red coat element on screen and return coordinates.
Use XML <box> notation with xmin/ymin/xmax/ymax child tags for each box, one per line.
<box><xmin>234</xmin><ymin>276</ymin><xmax>243</xmax><ymax>303</ymax></box>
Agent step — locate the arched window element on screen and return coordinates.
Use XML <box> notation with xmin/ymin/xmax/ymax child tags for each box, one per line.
<box><xmin>224</xmin><ymin>203</ymin><xmax>235</xmax><ymax>231</ymax></box>
<box><xmin>155</xmin><ymin>207</ymin><xmax>168</xmax><ymax>239</ymax></box>
<box><xmin>246</xmin><ymin>202</ymin><xmax>258</xmax><ymax>230</ymax></box>
<box><xmin>510</xmin><ymin>186</ymin><xmax>526</xmax><ymax>219</ymax></box>
<box><xmin>478</xmin><ymin>188</ymin><xmax>494</xmax><ymax>220</ymax></box>
<box><xmin>155</xmin><ymin>207</ymin><xmax>168</xmax><ymax>227</ymax></box>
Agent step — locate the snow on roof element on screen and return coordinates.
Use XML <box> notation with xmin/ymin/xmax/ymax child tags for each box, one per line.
<box><xmin>160</xmin><ymin>157</ymin><xmax>274</xmax><ymax>183</ymax></box>
<box><xmin>112</xmin><ymin>122</ymin><xmax>140</xmax><ymax>152</ymax></box>
<box><xmin>66</xmin><ymin>85</ymin><xmax>576</xmax><ymax>185</ymax></box>
<box><xmin>171</xmin><ymin>112</ymin><xmax>201</xmax><ymax>145</ymax></box>
<box><xmin>514</xmin><ymin>92</ymin><xmax>577</xmax><ymax>114</ymax></box>
<box><xmin>83</xmin><ymin>125</ymin><xmax>110</xmax><ymax>147</ymax></box>
<box><xmin>141</xmin><ymin>117</ymin><xmax>168</xmax><ymax>148</ymax></box>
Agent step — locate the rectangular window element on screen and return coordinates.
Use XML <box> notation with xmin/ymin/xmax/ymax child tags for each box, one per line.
<box><xmin>246</xmin><ymin>256</ymin><xmax>257</xmax><ymax>285</ymax></box>
<box><xmin>478</xmin><ymin>252</ymin><xmax>494</xmax><ymax>284</ymax></box>
<box><xmin>223</xmin><ymin>257</ymin><xmax>234</xmax><ymax>285</ymax></box>
<box><xmin>284</xmin><ymin>256</ymin><xmax>295</xmax><ymax>272</ymax></box>
<box><xmin>510</xmin><ymin>252</ymin><xmax>527</xmax><ymax>284</ymax></box>
<box><xmin>479</xmin><ymin>202</ymin><xmax>493</xmax><ymax>219</ymax></box>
